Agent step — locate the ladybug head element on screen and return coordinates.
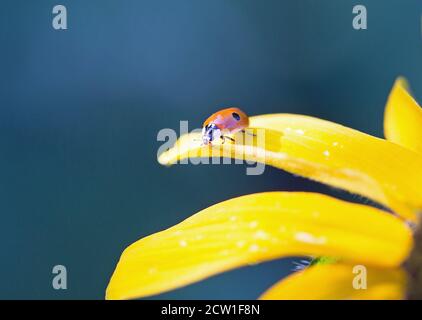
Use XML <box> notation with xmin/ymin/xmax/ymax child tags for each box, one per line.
<box><xmin>202</xmin><ymin>123</ymin><xmax>221</xmax><ymax>145</ymax></box>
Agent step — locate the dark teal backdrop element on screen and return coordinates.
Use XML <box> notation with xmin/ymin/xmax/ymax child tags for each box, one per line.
<box><xmin>0</xmin><ymin>0</ymin><xmax>421</xmax><ymax>299</ymax></box>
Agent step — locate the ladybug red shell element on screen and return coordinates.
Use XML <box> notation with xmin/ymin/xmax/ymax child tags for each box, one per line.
<box><xmin>202</xmin><ymin>107</ymin><xmax>249</xmax><ymax>145</ymax></box>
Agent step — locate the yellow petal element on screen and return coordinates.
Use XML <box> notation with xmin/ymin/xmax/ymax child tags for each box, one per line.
<box><xmin>158</xmin><ymin>114</ymin><xmax>422</xmax><ymax>221</ymax></box>
<box><xmin>106</xmin><ymin>192</ymin><xmax>412</xmax><ymax>300</ymax></box>
<box><xmin>259</xmin><ymin>263</ymin><xmax>406</xmax><ymax>300</ymax></box>
<box><xmin>384</xmin><ymin>77</ymin><xmax>422</xmax><ymax>154</ymax></box>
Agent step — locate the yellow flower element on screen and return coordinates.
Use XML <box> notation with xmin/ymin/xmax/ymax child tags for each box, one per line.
<box><xmin>106</xmin><ymin>78</ymin><xmax>422</xmax><ymax>300</ymax></box>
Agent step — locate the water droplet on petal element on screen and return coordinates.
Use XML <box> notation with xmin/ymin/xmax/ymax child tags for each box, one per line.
<box><xmin>323</xmin><ymin>150</ymin><xmax>330</xmax><ymax>157</ymax></box>
<box><xmin>249</xmin><ymin>221</ymin><xmax>258</xmax><ymax>228</ymax></box>
<box><xmin>179</xmin><ymin>240</ymin><xmax>188</xmax><ymax>247</ymax></box>
<box><xmin>249</xmin><ymin>244</ymin><xmax>260</xmax><ymax>252</ymax></box>
<box><xmin>312</xmin><ymin>211</ymin><xmax>320</xmax><ymax>218</ymax></box>
<box><xmin>254</xmin><ymin>230</ymin><xmax>269</xmax><ymax>240</ymax></box>
<box><xmin>236</xmin><ymin>240</ymin><xmax>246</xmax><ymax>248</ymax></box>
<box><xmin>295</xmin><ymin>232</ymin><xmax>326</xmax><ymax>245</ymax></box>
<box><xmin>148</xmin><ymin>267</ymin><xmax>157</xmax><ymax>274</ymax></box>
<box><xmin>220</xmin><ymin>249</ymin><xmax>230</xmax><ymax>256</ymax></box>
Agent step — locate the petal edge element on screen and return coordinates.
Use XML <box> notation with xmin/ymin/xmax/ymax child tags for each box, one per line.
<box><xmin>384</xmin><ymin>77</ymin><xmax>422</xmax><ymax>154</ymax></box>
<box><xmin>259</xmin><ymin>263</ymin><xmax>406</xmax><ymax>300</ymax></box>
<box><xmin>106</xmin><ymin>192</ymin><xmax>412</xmax><ymax>300</ymax></box>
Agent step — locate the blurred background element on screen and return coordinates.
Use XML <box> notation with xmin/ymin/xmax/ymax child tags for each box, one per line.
<box><xmin>0</xmin><ymin>0</ymin><xmax>421</xmax><ymax>299</ymax></box>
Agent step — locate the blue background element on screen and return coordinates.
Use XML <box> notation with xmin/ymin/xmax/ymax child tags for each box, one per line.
<box><xmin>0</xmin><ymin>0</ymin><xmax>421</xmax><ymax>299</ymax></box>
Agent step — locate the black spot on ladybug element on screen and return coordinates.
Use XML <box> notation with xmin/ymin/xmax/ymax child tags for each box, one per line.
<box><xmin>232</xmin><ymin>112</ymin><xmax>241</xmax><ymax>121</ymax></box>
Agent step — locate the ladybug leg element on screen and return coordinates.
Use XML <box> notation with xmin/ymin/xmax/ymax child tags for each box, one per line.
<box><xmin>241</xmin><ymin>129</ymin><xmax>257</xmax><ymax>137</ymax></box>
<box><xmin>221</xmin><ymin>136</ymin><xmax>235</xmax><ymax>144</ymax></box>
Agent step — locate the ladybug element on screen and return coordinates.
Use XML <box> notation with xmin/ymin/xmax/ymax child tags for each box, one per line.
<box><xmin>202</xmin><ymin>107</ymin><xmax>249</xmax><ymax>145</ymax></box>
